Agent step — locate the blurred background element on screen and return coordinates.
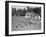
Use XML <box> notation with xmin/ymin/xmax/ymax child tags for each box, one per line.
<box><xmin>12</xmin><ymin>6</ymin><xmax>41</xmax><ymax>17</ymax></box>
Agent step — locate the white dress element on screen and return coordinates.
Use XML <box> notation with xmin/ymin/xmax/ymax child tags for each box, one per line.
<box><xmin>25</xmin><ymin>15</ymin><xmax>28</xmax><ymax>18</ymax></box>
<box><xmin>25</xmin><ymin>12</ymin><xmax>30</xmax><ymax>18</ymax></box>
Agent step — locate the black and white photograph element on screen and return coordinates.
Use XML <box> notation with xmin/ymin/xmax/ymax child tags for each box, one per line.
<box><xmin>5</xmin><ymin>1</ymin><xmax>45</xmax><ymax>36</ymax></box>
<box><xmin>12</xmin><ymin>5</ymin><xmax>41</xmax><ymax>31</ymax></box>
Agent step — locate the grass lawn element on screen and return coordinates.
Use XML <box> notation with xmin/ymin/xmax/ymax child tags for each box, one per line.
<box><xmin>12</xmin><ymin>15</ymin><xmax>41</xmax><ymax>31</ymax></box>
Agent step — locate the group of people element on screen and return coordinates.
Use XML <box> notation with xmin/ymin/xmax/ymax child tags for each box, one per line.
<box><xmin>24</xmin><ymin>12</ymin><xmax>41</xmax><ymax>24</ymax></box>
<box><xmin>25</xmin><ymin>12</ymin><xmax>40</xmax><ymax>19</ymax></box>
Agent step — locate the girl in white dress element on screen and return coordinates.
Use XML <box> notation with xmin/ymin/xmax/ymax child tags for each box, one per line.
<box><xmin>24</xmin><ymin>12</ymin><xmax>30</xmax><ymax>24</ymax></box>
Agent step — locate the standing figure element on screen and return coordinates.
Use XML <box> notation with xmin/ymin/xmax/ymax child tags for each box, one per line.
<box><xmin>24</xmin><ymin>12</ymin><xmax>30</xmax><ymax>24</ymax></box>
